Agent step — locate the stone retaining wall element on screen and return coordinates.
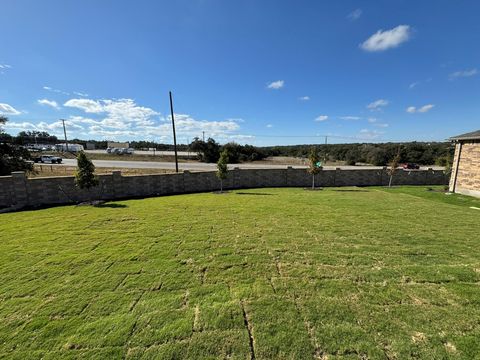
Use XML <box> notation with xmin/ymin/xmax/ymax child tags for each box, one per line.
<box><xmin>0</xmin><ymin>167</ymin><xmax>448</xmax><ymax>211</ymax></box>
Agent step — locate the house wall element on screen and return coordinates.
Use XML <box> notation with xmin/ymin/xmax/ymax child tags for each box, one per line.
<box><xmin>450</xmin><ymin>141</ymin><xmax>480</xmax><ymax>198</ymax></box>
<box><xmin>0</xmin><ymin>167</ymin><xmax>449</xmax><ymax>211</ymax></box>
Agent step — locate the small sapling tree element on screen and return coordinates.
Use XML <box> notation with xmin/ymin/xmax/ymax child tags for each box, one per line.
<box><xmin>216</xmin><ymin>149</ymin><xmax>229</xmax><ymax>193</ymax></box>
<box><xmin>307</xmin><ymin>147</ymin><xmax>321</xmax><ymax>189</ymax></box>
<box><xmin>75</xmin><ymin>151</ymin><xmax>99</xmax><ymax>200</ymax></box>
<box><xmin>388</xmin><ymin>153</ymin><xmax>401</xmax><ymax>187</ymax></box>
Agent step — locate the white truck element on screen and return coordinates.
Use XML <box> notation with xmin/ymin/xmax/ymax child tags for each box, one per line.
<box><xmin>33</xmin><ymin>155</ymin><xmax>63</xmax><ymax>164</ymax></box>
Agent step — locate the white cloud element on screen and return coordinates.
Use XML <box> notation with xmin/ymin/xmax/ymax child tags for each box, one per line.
<box><xmin>367</xmin><ymin>99</ymin><xmax>389</xmax><ymax>111</ymax></box>
<box><xmin>315</xmin><ymin>115</ymin><xmax>329</xmax><ymax>122</ymax></box>
<box><xmin>419</xmin><ymin>104</ymin><xmax>434</xmax><ymax>113</ymax></box>
<box><xmin>449</xmin><ymin>68</ymin><xmax>478</xmax><ymax>80</ymax></box>
<box><xmin>64</xmin><ymin>98</ymin><xmax>104</xmax><ymax>113</ymax></box>
<box><xmin>266</xmin><ymin>124</ymin><xmax>273</xmax><ymax>128</ymax></box>
<box><xmin>267</xmin><ymin>80</ymin><xmax>284</xmax><ymax>89</ymax></box>
<box><xmin>339</xmin><ymin>116</ymin><xmax>362</xmax><ymax>120</ymax></box>
<box><xmin>367</xmin><ymin>117</ymin><xmax>377</xmax><ymax>123</ymax></box>
<box><xmin>409</xmin><ymin>82</ymin><xmax>419</xmax><ymax>89</ymax></box>
<box><xmin>374</xmin><ymin>123</ymin><xmax>389</xmax><ymax>128</ymax></box>
<box><xmin>406</xmin><ymin>104</ymin><xmax>435</xmax><ymax>113</ymax></box>
<box><xmin>4</xmin><ymin>121</ymin><xmax>37</xmax><ymax>130</ymax></box>
<box><xmin>360</xmin><ymin>25</ymin><xmax>411</xmax><ymax>52</ymax></box>
<box><xmin>347</xmin><ymin>9</ymin><xmax>362</xmax><ymax>20</ymax></box>
<box><xmin>299</xmin><ymin>96</ymin><xmax>310</xmax><ymax>101</ymax></box>
<box><xmin>0</xmin><ymin>103</ymin><xmax>21</xmax><ymax>115</ymax></box>
<box><xmin>37</xmin><ymin>99</ymin><xmax>60</xmax><ymax>110</ymax></box>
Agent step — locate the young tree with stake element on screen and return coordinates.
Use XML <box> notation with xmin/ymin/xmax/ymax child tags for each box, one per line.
<box><xmin>307</xmin><ymin>147</ymin><xmax>321</xmax><ymax>189</ymax></box>
<box><xmin>388</xmin><ymin>153</ymin><xmax>401</xmax><ymax>187</ymax></box>
<box><xmin>216</xmin><ymin>149</ymin><xmax>229</xmax><ymax>193</ymax></box>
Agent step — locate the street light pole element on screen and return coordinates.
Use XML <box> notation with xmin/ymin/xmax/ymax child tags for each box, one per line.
<box><xmin>169</xmin><ymin>91</ymin><xmax>179</xmax><ymax>172</ymax></box>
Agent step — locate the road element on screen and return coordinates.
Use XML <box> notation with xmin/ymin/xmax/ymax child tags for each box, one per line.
<box><xmin>59</xmin><ymin>159</ymin><xmax>443</xmax><ymax>171</ymax></box>
<box><xmin>85</xmin><ymin>150</ymin><xmax>192</xmax><ymax>157</ymax></box>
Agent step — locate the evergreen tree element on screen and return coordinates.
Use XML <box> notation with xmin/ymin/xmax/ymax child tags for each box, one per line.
<box><xmin>74</xmin><ymin>151</ymin><xmax>99</xmax><ymax>190</ymax></box>
<box><xmin>0</xmin><ymin>116</ymin><xmax>33</xmax><ymax>176</ymax></box>
<box><xmin>216</xmin><ymin>149</ymin><xmax>229</xmax><ymax>192</ymax></box>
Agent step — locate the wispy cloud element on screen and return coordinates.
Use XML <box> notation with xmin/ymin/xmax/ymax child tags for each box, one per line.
<box><xmin>367</xmin><ymin>117</ymin><xmax>377</xmax><ymax>123</ymax></box>
<box><xmin>406</xmin><ymin>104</ymin><xmax>435</xmax><ymax>113</ymax></box>
<box><xmin>43</xmin><ymin>86</ymin><xmax>70</xmax><ymax>95</ymax></box>
<box><xmin>314</xmin><ymin>115</ymin><xmax>329</xmax><ymax>122</ymax></box>
<box><xmin>267</xmin><ymin>80</ymin><xmax>284</xmax><ymax>90</ymax></box>
<box><xmin>409</xmin><ymin>82</ymin><xmax>419</xmax><ymax>89</ymax></box>
<box><xmin>37</xmin><ymin>99</ymin><xmax>60</xmax><ymax>110</ymax></box>
<box><xmin>299</xmin><ymin>96</ymin><xmax>310</xmax><ymax>101</ymax></box>
<box><xmin>367</xmin><ymin>99</ymin><xmax>389</xmax><ymax>111</ymax></box>
<box><xmin>0</xmin><ymin>103</ymin><xmax>21</xmax><ymax>115</ymax></box>
<box><xmin>359</xmin><ymin>129</ymin><xmax>385</xmax><ymax>139</ymax></box>
<box><xmin>0</xmin><ymin>64</ymin><xmax>12</xmax><ymax>74</ymax></box>
<box><xmin>73</xmin><ymin>91</ymin><xmax>89</xmax><ymax>97</ymax></box>
<box><xmin>347</xmin><ymin>9</ymin><xmax>362</xmax><ymax>21</ymax></box>
<box><xmin>360</xmin><ymin>25</ymin><xmax>411</xmax><ymax>52</ymax></box>
<box><xmin>339</xmin><ymin>116</ymin><xmax>362</xmax><ymax>120</ymax></box>
<box><xmin>449</xmin><ymin>68</ymin><xmax>478</xmax><ymax>80</ymax></box>
<box><xmin>266</xmin><ymin>124</ymin><xmax>273</xmax><ymax>128</ymax></box>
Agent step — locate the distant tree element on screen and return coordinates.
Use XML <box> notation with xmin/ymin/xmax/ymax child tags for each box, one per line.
<box><xmin>388</xmin><ymin>152</ymin><xmax>401</xmax><ymax>187</ymax></box>
<box><xmin>0</xmin><ymin>116</ymin><xmax>34</xmax><ymax>176</ymax></box>
<box><xmin>190</xmin><ymin>137</ymin><xmax>220</xmax><ymax>163</ymax></box>
<box><xmin>307</xmin><ymin>147</ymin><xmax>321</xmax><ymax>189</ymax></box>
<box><xmin>216</xmin><ymin>149</ymin><xmax>229</xmax><ymax>193</ymax></box>
<box><xmin>74</xmin><ymin>151</ymin><xmax>98</xmax><ymax>190</ymax></box>
<box><xmin>16</xmin><ymin>130</ymin><xmax>58</xmax><ymax>145</ymax></box>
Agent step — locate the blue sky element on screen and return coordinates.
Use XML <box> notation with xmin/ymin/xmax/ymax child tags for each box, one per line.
<box><xmin>1</xmin><ymin>0</ymin><xmax>479</xmax><ymax>145</ymax></box>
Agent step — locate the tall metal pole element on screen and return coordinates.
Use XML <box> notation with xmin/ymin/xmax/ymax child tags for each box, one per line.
<box><xmin>61</xmin><ymin>119</ymin><xmax>69</xmax><ymax>152</ymax></box>
<box><xmin>169</xmin><ymin>91</ymin><xmax>179</xmax><ymax>172</ymax></box>
<box><xmin>202</xmin><ymin>131</ymin><xmax>205</xmax><ymax>142</ymax></box>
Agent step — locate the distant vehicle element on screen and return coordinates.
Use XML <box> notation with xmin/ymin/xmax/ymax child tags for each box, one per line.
<box><xmin>402</xmin><ymin>163</ymin><xmax>420</xmax><ymax>170</ymax></box>
<box><xmin>33</xmin><ymin>155</ymin><xmax>63</xmax><ymax>164</ymax></box>
<box><xmin>56</xmin><ymin>143</ymin><xmax>84</xmax><ymax>152</ymax></box>
<box><xmin>107</xmin><ymin>147</ymin><xmax>134</xmax><ymax>155</ymax></box>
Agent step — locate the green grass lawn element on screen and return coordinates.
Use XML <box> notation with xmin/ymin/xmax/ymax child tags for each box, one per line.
<box><xmin>0</xmin><ymin>186</ymin><xmax>479</xmax><ymax>359</ymax></box>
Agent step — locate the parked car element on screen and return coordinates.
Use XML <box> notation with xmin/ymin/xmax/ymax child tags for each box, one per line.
<box><xmin>402</xmin><ymin>163</ymin><xmax>420</xmax><ymax>170</ymax></box>
<box><xmin>33</xmin><ymin>155</ymin><xmax>63</xmax><ymax>164</ymax></box>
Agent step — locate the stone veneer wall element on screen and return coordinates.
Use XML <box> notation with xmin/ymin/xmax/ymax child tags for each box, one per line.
<box><xmin>449</xmin><ymin>141</ymin><xmax>480</xmax><ymax>198</ymax></box>
<box><xmin>0</xmin><ymin>167</ymin><xmax>448</xmax><ymax>211</ymax></box>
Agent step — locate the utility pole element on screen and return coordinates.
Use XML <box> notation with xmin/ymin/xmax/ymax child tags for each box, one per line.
<box><xmin>61</xmin><ymin>119</ymin><xmax>69</xmax><ymax>152</ymax></box>
<box><xmin>202</xmin><ymin>131</ymin><xmax>205</xmax><ymax>142</ymax></box>
<box><xmin>169</xmin><ymin>91</ymin><xmax>179</xmax><ymax>172</ymax></box>
<box><xmin>324</xmin><ymin>136</ymin><xmax>328</xmax><ymax>164</ymax></box>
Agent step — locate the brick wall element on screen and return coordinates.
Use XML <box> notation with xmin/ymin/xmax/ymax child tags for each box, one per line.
<box><xmin>0</xmin><ymin>167</ymin><xmax>449</xmax><ymax>211</ymax></box>
<box><xmin>450</xmin><ymin>141</ymin><xmax>480</xmax><ymax>197</ymax></box>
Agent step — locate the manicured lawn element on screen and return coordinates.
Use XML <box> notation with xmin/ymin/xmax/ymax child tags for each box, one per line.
<box><xmin>0</xmin><ymin>186</ymin><xmax>479</xmax><ymax>359</ymax></box>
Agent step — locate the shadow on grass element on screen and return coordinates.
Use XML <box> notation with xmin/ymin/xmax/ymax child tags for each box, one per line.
<box><xmin>236</xmin><ymin>192</ymin><xmax>275</xmax><ymax>196</ymax></box>
<box><xmin>94</xmin><ymin>203</ymin><xmax>128</xmax><ymax>208</ymax></box>
<box><xmin>332</xmin><ymin>189</ymin><xmax>370</xmax><ymax>192</ymax></box>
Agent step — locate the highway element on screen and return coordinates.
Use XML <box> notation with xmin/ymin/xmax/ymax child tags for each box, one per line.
<box><xmin>58</xmin><ymin>159</ymin><xmax>443</xmax><ymax>171</ymax></box>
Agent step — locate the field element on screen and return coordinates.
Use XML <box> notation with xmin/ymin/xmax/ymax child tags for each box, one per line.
<box><xmin>0</xmin><ymin>187</ymin><xmax>479</xmax><ymax>359</ymax></box>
